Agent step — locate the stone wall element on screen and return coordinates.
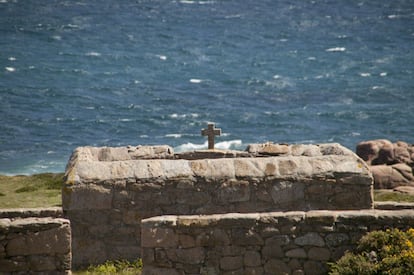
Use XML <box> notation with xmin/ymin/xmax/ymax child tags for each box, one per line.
<box><xmin>62</xmin><ymin>143</ymin><xmax>373</xmax><ymax>267</ymax></box>
<box><xmin>0</xmin><ymin>208</ymin><xmax>71</xmax><ymax>274</ymax></box>
<box><xmin>141</xmin><ymin>210</ymin><xmax>414</xmax><ymax>275</ymax></box>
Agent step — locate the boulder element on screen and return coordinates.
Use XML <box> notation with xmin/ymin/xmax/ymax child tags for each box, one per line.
<box><xmin>356</xmin><ymin>139</ymin><xmax>414</xmax><ymax>189</ymax></box>
<box><xmin>393</xmin><ymin>185</ymin><xmax>414</xmax><ymax>195</ymax></box>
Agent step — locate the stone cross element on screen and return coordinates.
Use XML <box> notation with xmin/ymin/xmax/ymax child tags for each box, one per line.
<box><xmin>201</xmin><ymin>123</ymin><xmax>221</xmax><ymax>150</ymax></box>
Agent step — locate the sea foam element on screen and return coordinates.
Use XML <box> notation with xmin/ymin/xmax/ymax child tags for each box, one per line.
<box><xmin>174</xmin><ymin>139</ymin><xmax>243</xmax><ymax>152</ymax></box>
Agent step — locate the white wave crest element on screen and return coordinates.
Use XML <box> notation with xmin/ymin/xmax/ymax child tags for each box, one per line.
<box><xmin>325</xmin><ymin>47</ymin><xmax>346</xmax><ymax>52</ymax></box>
<box><xmin>190</xmin><ymin>78</ymin><xmax>202</xmax><ymax>83</ymax></box>
<box><xmin>180</xmin><ymin>0</ymin><xmax>214</xmax><ymax>4</ymax></box>
<box><xmin>166</xmin><ymin>134</ymin><xmax>182</xmax><ymax>138</ymax></box>
<box><xmin>85</xmin><ymin>51</ymin><xmax>101</xmax><ymax>57</ymax></box>
<box><xmin>174</xmin><ymin>139</ymin><xmax>243</xmax><ymax>152</ymax></box>
<box><xmin>169</xmin><ymin>113</ymin><xmax>199</xmax><ymax>119</ymax></box>
<box><xmin>156</xmin><ymin>54</ymin><xmax>167</xmax><ymax>60</ymax></box>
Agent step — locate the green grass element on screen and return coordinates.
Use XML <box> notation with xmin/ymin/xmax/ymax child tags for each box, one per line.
<box><xmin>374</xmin><ymin>190</ymin><xmax>414</xmax><ymax>203</ymax></box>
<box><xmin>73</xmin><ymin>259</ymin><xmax>142</xmax><ymax>275</ymax></box>
<box><xmin>0</xmin><ymin>173</ymin><xmax>64</xmax><ymax>208</ymax></box>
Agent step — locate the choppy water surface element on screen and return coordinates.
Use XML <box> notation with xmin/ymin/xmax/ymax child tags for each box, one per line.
<box><xmin>1</xmin><ymin>0</ymin><xmax>413</xmax><ymax>174</ymax></box>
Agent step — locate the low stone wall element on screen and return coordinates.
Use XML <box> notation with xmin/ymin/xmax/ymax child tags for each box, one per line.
<box><xmin>0</xmin><ymin>208</ymin><xmax>71</xmax><ymax>274</ymax></box>
<box><xmin>141</xmin><ymin>210</ymin><xmax>414</xmax><ymax>275</ymax></box>
<box><xmin>63</xmin><ymin>143</ymin><xmax>373</xmax><ymax>267</ymax></box>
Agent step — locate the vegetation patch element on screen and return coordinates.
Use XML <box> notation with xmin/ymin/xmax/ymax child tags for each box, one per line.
<box><xmin>0</xmin><ymin>173</ymin><xmax>64</xmax><ymax>208</ymax></box>
<box><xmin>374</xmin><ymin>190</ymin><xmax>414</xmax><ymax>203</ymax></box>
<box><xmin>329</xmin><ymin>228</ymin><xmax>414</xmax><ymax>274</ymax></box>
<box><xmin>15</xmin><ymin>185</ymin><xmax>39</xmax><ymax>193</ymax></box>
<box><xmin>73</xmin><ymin>259</ymin><xmax>142</xmax><ymax>275</ymax></box>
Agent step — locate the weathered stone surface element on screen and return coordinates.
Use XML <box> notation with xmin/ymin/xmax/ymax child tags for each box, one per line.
<box><xmin>0</xmin><ymin>216</ymin><xmax>71</xmax><ymax>274</ymax></box>
<box><xmin>220</xmin><ymin>256</ymin><xmax>243</xmax><ymax>271</ymax></box>
<box><xmin>176</xmin><ymin>149</ymin><xmax>251</xmax><ymax>160</ymax></box>
<box><xmin>141</xmin><ymin>227</ymin><xmax>178</xmax><ymax>248</ymax></box>
<box><xmin>356</xmin><ymin>139</ymin><xmax>394</xmax><ymax>165</ymax></box>
<box><xmin>308</xmin><ymin>247</ymin><xmax>331</xmax><ymax>261</ymax></box>
<box><xmin>394</xmin><ymin>185</ymin><xmax>414</xmax><ymax>195</ymax></box>
<box><xmin>264</xmin><ymin>259</ymin><xmax>290</xmax><ymax>274</ymax></box>
<box><xmin>64</xmin><ymin>143</ymin><xmax>373</xmax><ymax>267</ymax></box>
<box><xmin>374</xmin><ymin>201</ymin><xmax>414</xmax><ymax>210</ymax></box>
<box><xmin>294</xmin><ymin>232</ymin><xmax>325</xmax><ymax>247</ymax></box>
<box><xmin>63</xmin><ymin>184</ymin><xmax>112</xmax><ymax>210</ymax></box>
<box><xmin>371</xmin><ymin>164</ymin><xmax>414</xmax><ymax>189</ymax></box>
<box><xmin>304</xmin><ymin>260</ymin><xmax>327</xmax><ymax>275</ymax></box>
<box><xmin>175</xmin><ymin>247</ymin><xmax>205</xmax><ymax>264</ymax></box>
<box><xmin>270</xmin><ymin>181</ymin><xmax>305</xmax><ymax>206</ymax></box>
<box><xmin>0</xmin><ymin>207</ymin><xmax>63</xmax><ymax>219</ymax></box>
<box><xmin>142</xmin><ymin>266</ymin><xmax>181</xmax><ymax>275</ymax></box>
<box><xmin>142</xmin><ymin>210</ymin><xmax>414</xmax><ymax>274</ymax></box>
<box><xmin>244</xmin><ymin>251</ymin><xmax>261</xmax><ymax>267</ymax></box>
<box><xmin>286</xmin><ymin>248</ymin><xmax>307</xmax><ymax>258</ymax></box>
<box><xmin>247</xmin><ymin>142</ymin><xmax>290</xmax><ymax>156</ymax></box>
<box><xmin>218</xmin><ymin>180</ymin><xmax>250</xmax><ymax>203</ymax></box>
<box><xmin>356</xmin><ymin>139</ymin><xmax>414</xmax><ymax>189</ymax></box>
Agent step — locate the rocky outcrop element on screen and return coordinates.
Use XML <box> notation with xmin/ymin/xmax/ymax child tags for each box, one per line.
<box><xmin>356</xmin><ymin>139</ymin><xmax>414</xmax><ymax>189</ymax></box>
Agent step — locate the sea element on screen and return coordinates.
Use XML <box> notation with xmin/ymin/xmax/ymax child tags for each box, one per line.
<box><xmin>0</xmin><ymin>0</ymin><xmax>413</xmax><ymax>175</ymax></box>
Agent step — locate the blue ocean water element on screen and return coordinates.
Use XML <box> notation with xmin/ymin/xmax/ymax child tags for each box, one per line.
<box><xmin>0</xmin><ymin>0</ymin><xmax>413</xmax><ymax>175</ymax></box>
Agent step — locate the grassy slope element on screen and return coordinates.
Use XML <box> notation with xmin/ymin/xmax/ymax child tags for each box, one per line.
<box><xmin>0</xmin><ymin>173</ymin><xmax>64</xmax><ymax>208</ymax></box>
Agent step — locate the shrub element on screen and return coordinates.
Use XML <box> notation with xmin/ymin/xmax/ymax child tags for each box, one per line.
<box><xmin>82</xmin><ymin>259</ymin><xmax>143</xmax><ymax>275</ymax></box>
<box><xmin>329</xmin><ymin>228</ymin><xmax>414</xmax><ymax>275</ymax></box>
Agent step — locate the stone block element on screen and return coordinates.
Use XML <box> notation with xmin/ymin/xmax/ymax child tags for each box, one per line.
<box><xmin>285</xmin><ymin>248</ymin><xmax>307</xmax><ymax>258</ymax></box>
<box><xmin>7</xmin><ymin>223</ymin><xmax>70</xmax><ymax>256</ymax></box>
<box><xmin>325</xmin><ymin>233</ymin><xmax>350</xmax><ymax>247</ymax></box>
<box><xmin>247</xmin><ymin>143</ymin><xmax>290</xmax><ymax>156</ymax></box>
<box><xmin>294</xmin><ymin>232</ymin><xmax>325</xmax><ymax>247</ymax></box>
<box><xmin>261</xmin><ymin>244</ymin><xmax>284</xmax><ymax>260</ymax></box>
<box><xmin>218</xmin><ymin>180</ymin><xmax>250</xmax><ymax>203</ymax></box>
<box><xmin>0</xmin><ymin>259</ymin><xmax>28</xmax><ymax>272</ymax></box>
<box><xmin>304</xmin><ymin>260</ymin><xmax>327</xmax><ymax>275</ymax></box>
<box><xmin>142</xmin><ymin>227</ymin><xmax>178</xmax><ymax>248</ymax></box>
<box><xmin>28</xmin><ymin>255</ymin><xmax>56</xmax><ymax>271</ymax></box>
<box><xmin>244</xmin><ymin>251</ymin><xmax>261</xmax><ymax>267</ymax></box>
<box><xmin>245</xmin><ymin>266</ymin><xmax>264</xmax><ymax>275</ymax></box>
<box><xmin>220</xmin><ymin>245</ymin><xmax>246</xmax><ymax>256</ymax></box>
<box><xmin>207</xmin><ymin>229</ymin><xmax>230</xmax><ymax>246</ymax></box>
<box><xmin>308</xmin><ymin>247</ymin><xmax>331</xmax><ymax>261</ymax></box>
<box><xmin>220</xmin><ymin>256</ymin><xmax>243</xmax><ymax>271</ymax></box>
<box><xmin>264</xmin><ymin>259</ymin><xmax>290</xmax><ymax>274</ymax></box>
<box><xmin>142</xmin><ymin>266</ymin><xmax>181</xmax><ymax>275</ymax></box>
<box><xmin>233</xmin><ymin>159</ymin><xmax>265</xmax><ymax>178</ymax></box>
<box><xmin>270</xmin><ymin>181</ymin><xmax>305</xmax><ymax>207</ymax></box>
<box><xmin>179</xmin><ymin>234</ymin><xmax>195</xmax><ymax>248</ymax></box>
<box><xmin>265</xmin><ymin>235</ymin><xmax>290</xmax><ymax>246</ymax></box>
<box><xmin>63</xmin><ymin>184</ymin><xmax>112</xmax><ymax>210</ymax></box>
<box><xmin>232</xmin><ymin>228</ymin><xmax>264</xmax><ymax>246</ymax></box>
<box><xmin>175</xmin><ymin>247</ymin><xmax>205</xmax><ymax>264</ymax></box>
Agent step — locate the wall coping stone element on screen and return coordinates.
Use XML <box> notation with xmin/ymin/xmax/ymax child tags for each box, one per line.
<box><xmin>374</xmin><ymin>201</ymin><xmax>414</xmax><ymax>210</ymax></box>
<box><xmin>0</xmin><ymin>207</ymin><xmax>63</xmax><ymax>219</ymax></box>
<box><xmin>64</xmin><ymin>143</ymin><xmax>371</xmax><ymax>185</ymax></box>
<box><xmin>142</xmin><ymin>209</ymin><xmax>414</xmax><ymax>229</ymax></box>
